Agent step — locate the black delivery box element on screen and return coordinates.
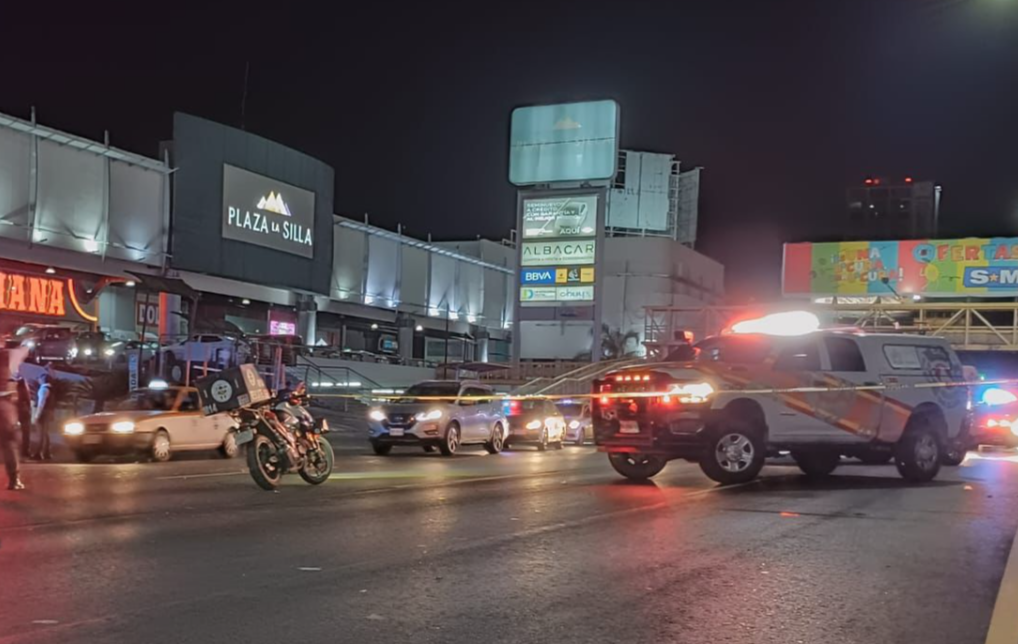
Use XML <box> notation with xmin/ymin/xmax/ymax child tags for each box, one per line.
<box><xmin>195</xmin><ymin>364</ymin><xmax>272</xmax><ymax>416</ymax></box>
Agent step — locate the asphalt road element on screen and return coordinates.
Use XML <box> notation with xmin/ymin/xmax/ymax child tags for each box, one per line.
<box><xmin>2</xmin><ymin>429</ymin><xmax>1018</xmax><ymax>644</ymax></box>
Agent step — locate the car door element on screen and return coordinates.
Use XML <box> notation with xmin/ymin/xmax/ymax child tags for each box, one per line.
<box><xmin>172</xmin><ymin>389</ymin><xmax>205</xmax><ymax>448</ymax></box>
<box><xmin>815</xmin><ymin>335</ymin><xmax>881</xmax><ymax>442</ymax></box>
<box><xmin>770</xmin><ymin>337</ymin><xmax>826</xmax><ymax>442</ymax></box>
<box><xmin>459</xmin><ymin>387</ymin><xmax>488</xmax><ymax>441</ymax></box>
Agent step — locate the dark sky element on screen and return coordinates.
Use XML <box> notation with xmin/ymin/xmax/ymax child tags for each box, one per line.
<box><xmin>3</xmin><ymin>0</ymin><xmax>1017</xmax><ymax>300</ymax></box>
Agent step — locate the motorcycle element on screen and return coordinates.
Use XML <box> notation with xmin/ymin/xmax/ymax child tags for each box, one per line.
<box><xmin>232</xmin><ymin>385</ymin><xmax>334</xmax><ymax>491</ymax></box>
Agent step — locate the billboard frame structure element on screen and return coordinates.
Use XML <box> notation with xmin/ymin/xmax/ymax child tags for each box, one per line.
<box><xmin>513</xmin><ymin>187</ymin><xmax>607</xmax><ymax>363</ymax></box>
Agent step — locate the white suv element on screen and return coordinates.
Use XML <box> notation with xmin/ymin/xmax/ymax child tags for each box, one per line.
<box><xmin>594</xmin><ymin>330</ymin><xmax>969</xmax><ymax>484</ymax></box>
<box><xmin>367</xmin><ymin>381</ymin><xmax>507</xmax><ymax>456</ymax></box>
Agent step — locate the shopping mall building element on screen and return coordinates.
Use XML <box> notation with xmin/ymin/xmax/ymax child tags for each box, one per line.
<box><xmin>0</xmin><ymin>109</ymin><xmax>724</xmax><ymax>373</ymax></box>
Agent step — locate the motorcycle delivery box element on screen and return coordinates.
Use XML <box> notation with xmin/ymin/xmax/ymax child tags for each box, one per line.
<box><xmin>195</xmin><ymin>364</ymin><xmax>271</xmax><ymax>416</ymax></box>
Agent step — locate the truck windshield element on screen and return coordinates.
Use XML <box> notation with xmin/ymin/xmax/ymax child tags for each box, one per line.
<box><xmin>695</xmin><ymin>336</ymin><xmax>772</xmax><ymax>364</ymax></box>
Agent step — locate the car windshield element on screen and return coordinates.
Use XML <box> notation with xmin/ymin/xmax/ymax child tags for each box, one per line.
<box><xmin>556</xmin><ymin>403</ymin><xmax>584</xmax><ymax>417</ymax></box>
<box><xmin>695</xmin><ymin>335</ymin><xmax>773</xmax><ymax>364</ymax></box>
<box><xmin>113</xmin><ymin>390</ymin><xmax>177</xmax><ymax>412</ymax></box>
<box><xmin>402</xmin><ymin>383</ymin><xmax>461</xmax><ymax>399</ymax></box>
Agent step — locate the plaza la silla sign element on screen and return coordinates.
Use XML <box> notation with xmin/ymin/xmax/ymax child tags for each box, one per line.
<box><xmin>521</xmin><ymin>240</ymin><xmax>596</xmax><ymax>266</ymax></box>
<box><xmin>520</xmin><ymin>285</ymin><xmax>594</xmax><ymax>303</ymax></box>
<box><xmin>0</xmin><ymin>273</ymin><xmax>66</xmax><ymax>316</ymax></box>
<box><xmin>222</xmin><ymin>164</ymin><xmax>316</xmax><ymax>259</ymax></box>
<box><xmin>520</xmin><ymin>266</ymin><xmax>595</xmax><ymax>285</ymax></box>
<box><xmin>522</xmin><ymin>195</ymin><xmax>598</xmax><ymax>239</ymax></box>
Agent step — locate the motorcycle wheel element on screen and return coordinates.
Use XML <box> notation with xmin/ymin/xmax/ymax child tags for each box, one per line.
<box><xmin>247</xmin><ymin>435</ymin><xmax>284</xmax><ymax>491</ymax></box>
<box><xmin>299</xmin><ymin>436</ymin><xmax>335</xmax><ymax>485</ymax></box>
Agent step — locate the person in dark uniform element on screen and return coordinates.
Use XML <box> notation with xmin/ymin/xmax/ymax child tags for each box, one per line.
<box><xmin>0</xmin><ymin>350</ymin><xmax>25</xmax><ymax>491</ymax></box>
<box><xmin>16</xmin><ymin>377</ymin><xmax>32</xmax><ymax>458</ymax></box>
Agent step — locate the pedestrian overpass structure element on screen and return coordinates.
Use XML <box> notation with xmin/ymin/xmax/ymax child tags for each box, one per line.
<box><xmin>642</xmin><ymin>302</ymin><xmax>1018</xmax><ymax>357</ymax></box>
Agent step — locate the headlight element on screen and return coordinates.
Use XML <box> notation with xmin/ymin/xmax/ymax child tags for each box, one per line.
<box><xmin>68</xmin><ymin>347</ymin><xmax>79</xmax><ymax>358</ymax></box>
<box><xmin>670</xmin><ymin>381</ymin><xmax>715</xmax><ymax>404</ymax></box>
<box><xmin>64</xmin><ymin>422</ymin><xmax>85</xmax><ymax>436</ymax></box>
<box><xmin>369</xmin><ymin>409</ymin><xmax>387</xmax><ymax>422</ymax></box>
<box><xmin>569</xmin><ymin>420</ymin><xmax>580</xmax><ymax>429</ymax></box>
<box><xmin>24</xmin><ymin>340</ymin><xmax>35</xmax><ymax>349</ymax></box>
<box><xmin>104</xmin><ymin>348</ymin><xmax>115</xmax><ymax>356</ymax></box>
<box><xmin>83</xmin><ymin>348</ymin><xmax>94</xmax><ymax>357</ymax></box>
<box><xmin>111</xmin><ymin>421</ymin><xmax>136</xmax><ymax>434</ymax></box>
<box><xmin>415</xmin><ymin>409</ymin><xmax>443</xmax><ymax>422</ymax></box>
<box><xmin>526</xmin><ymin>420</ymin><xmax>542</xmax><ymax>430</ymax></box>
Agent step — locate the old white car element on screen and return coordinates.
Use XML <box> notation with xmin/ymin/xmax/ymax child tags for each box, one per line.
<box><xmin>63</xmin><ymin>386</ymin><xmax>239</xmax><ymax>463</ymax></box>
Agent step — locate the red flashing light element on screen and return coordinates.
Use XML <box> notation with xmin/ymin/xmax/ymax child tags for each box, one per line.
<box><xmin>873</xmin><ymin>178</ymin><xmax>881</xmax><ymax>186</ymax></box>
<box><xmin>599</xmin><ymin>395</ymin><xmax>611</xmax><ymax>406</ymax></box>
<box><xmin>508</xmin><ymin>400</ymin><xmax>521</xmax><ymax>416</ymax></box>
<box><xmin>904</xmin><ymin>176</ymin><xmax>913</xmax><ymax>184</ymax></box>
<box><xmin>864</xmin><ymin>178</ymin><xmax>874</xmax><ymax>186</ymax></box>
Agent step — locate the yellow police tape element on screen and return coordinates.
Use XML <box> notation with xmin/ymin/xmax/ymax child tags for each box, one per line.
<box><xmin>310</xmin><ymin>377</ymin><xmax>1013</xmax><ymax>403</ymax></box>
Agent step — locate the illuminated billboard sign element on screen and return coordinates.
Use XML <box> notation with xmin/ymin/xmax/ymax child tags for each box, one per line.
<box><xmin>521</xmin><ymin>240</ymin><xmax>596</xmax><ymax>267</ymax></box>
<box><xmin>521</xmin><ymin>195</ymin><xmax>598</xmax><ymax>239</ymax></box>
<box><xmin>520</xmin><ymin>286</ymin><xmax>594</xmax><ymax>303</ymax></box>
<box><xmin>509</xmin><ymin>100</ymin><xmax>620</xmax><ymax>186</ymax></box>
<box><xmin>222</xmin><ymin>164</ymin><xmax>316</xmax><ymax>258</ymax></box>
<box><xmin>520</xmin><ymin>267</ymin><xmax>595</xmax><ymax>285</ymax></box>
<box><xmin>783</xmin><ymin>238</ymin><xmax>1018</xmax><ymax>297</ymax></box>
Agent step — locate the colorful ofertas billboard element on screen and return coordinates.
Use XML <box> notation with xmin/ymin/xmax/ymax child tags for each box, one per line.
<box><xmin>783</xmin><ymin>238</ymin><xmax>1018</xmax><ymax>297</ymax></box>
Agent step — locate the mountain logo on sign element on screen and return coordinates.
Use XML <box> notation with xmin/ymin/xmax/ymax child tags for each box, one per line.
<box><xmin>256</xmin><ymin>191</ymin><xmax>292</xmax><ymax>217</ymax></box>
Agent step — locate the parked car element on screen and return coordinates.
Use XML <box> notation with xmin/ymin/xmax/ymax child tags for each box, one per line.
<box><xmin>367</xmin><ymin>381</ymin><xmax>506</xmax><ymax>456</ymax></box>
<box><xmin>557</xmin><ymin>400</ymin><xmax>593</xmax><ymax>445</ymax></box>
<box><xmin>22</xmin><ymin>326</ymin><xmax>77</xmax><ymax>363</ymax></box>
<box><xmin>504</xmin><ymin>398</ymin><xmax>566</xmax><ymax>451</ymax></box>
<box><xmin>108</xmin><ymin>339</ymin><xmax>160</xmax><ymax>366</ymax></box>
<box><xmin>62</xmin><ymin>386</ymin><xmax>239</xmax><ymax>462</ymax></box>
<box><xmin>161</xmin><ymin>334</ymin><xmax>250</xmax><ymax>383</ymax></box>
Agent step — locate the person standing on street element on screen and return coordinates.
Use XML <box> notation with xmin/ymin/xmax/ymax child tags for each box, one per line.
<box><xmin>0</xmin><ymin>350</ymin><xmax>25</xmax><ymax>491</ymax></box>
<box><xmin>31</xmin><ymin>372</ymin><xmax>55</xmax><ymax>461</ymax></box>
<box><xmin>16</xmin><ymin>376</ymin><xmax>31</xmax><ymax>458</ymax></box>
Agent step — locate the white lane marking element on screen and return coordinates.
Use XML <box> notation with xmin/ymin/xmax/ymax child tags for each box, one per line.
<box><xmin>985</xmin><ymin>521</ymin><xmax>1018</xmax><ymax>644</ymax></box>
<box><xmin>298</xmin><ymin>567</ymin><xmax>322</xmax><ymax>572</ymax></box>
<box><xmin>155</xmin><ymin>471</ymin><xmax>247</xmax><ymax>481</ymax></box>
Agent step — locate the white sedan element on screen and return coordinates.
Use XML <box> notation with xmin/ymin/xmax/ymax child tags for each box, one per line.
<box><xmin>63</xmin><ymin>386</ymin><xmax>238</xmax><ymax>463</ymax></box>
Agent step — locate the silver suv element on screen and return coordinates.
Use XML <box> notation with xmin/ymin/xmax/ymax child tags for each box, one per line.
<box><xmin>367</xmin><ymin>381</ymin><xmax>506</xmax><ymax>456</ymax></box>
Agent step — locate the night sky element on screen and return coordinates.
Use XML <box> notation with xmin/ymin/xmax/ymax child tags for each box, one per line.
<box><xmin>3</xmin><ymin>0</ymin><xmax>1017</xmax><ymax>300</ymax></box>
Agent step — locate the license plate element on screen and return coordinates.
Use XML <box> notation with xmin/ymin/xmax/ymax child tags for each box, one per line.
<box><xmin>233</xmin><ymin>429</ymin><xmax>254</xmax><ymax>446</ymax></box>
<box><xmin>619</xmin><ymin>421</ymin><xmax>640</xmax><ymax>434</ymax></box>
<box><xmin>389</xmin><ymin>427</ymin><xmax>405</xmax><ymax>437</ymax></box>
<box><xmin>83</xmin><ymin>435</ymin><xmax>102</xmax><ymax>445</ymax></box>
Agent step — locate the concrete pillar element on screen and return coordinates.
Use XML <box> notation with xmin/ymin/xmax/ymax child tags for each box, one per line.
<box><xmin>158</xmin><ymin>293</ymin><xmax>182</xmax><ymax>341</ymax></box>
<box><xmin>475</xmin><ymin>328</ymin><xmax>490</xmax><ymax>363</ymax></box>
<box><xmin>396</xmin><ymin>313</ymin><xmax>415</xmax><ymax>363</ymax></box>
<box><xmin>297</xmin><ymin>295</ymin><xmax>317</xmax><ymax>345</ymax></box>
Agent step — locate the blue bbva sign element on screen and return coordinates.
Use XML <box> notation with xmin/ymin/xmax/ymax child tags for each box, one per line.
<box><xmin>521</xmin><ymin>269</ymin><xmax>556</xmax><ymax>285</ymax></box>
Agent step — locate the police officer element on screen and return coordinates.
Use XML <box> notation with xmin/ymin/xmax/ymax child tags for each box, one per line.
<box><xmin>0</xmin><ymin>350</ymin><xmax>24</xmax><ymax>491</ymax></box>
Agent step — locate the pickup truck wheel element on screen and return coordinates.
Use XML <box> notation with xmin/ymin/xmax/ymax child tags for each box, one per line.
<box><xmin>608</xmin><ymin>453</ymin><xmax>667</xmax><ymax>480</ymax></box>
<box><xmin>895</xmin><ymin>421</ymin><xmax>942</xmax><ymax>482</ymax></box>
<box><xmin>941</xmin><ymin>441</ymin><xmax>967</xmax><ymax>466</ymax></box>
<box><xmin>699</xmin><ymin>424</ymin><xmax>765</xmax><ymax>485</ymax></box>
<box><xmin>792</xmin><ymin>451</ymin><xmax>840</xmax><ymax>478</ymax></box>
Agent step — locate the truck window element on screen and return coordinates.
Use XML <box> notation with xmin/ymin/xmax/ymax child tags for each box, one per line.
<box><xmin>774</xmin><ymin>340</ymin><xmax>821</xmax><ymax>372</ymax></box>
<box><xmin>883</xmin><ymin>345</ymin><xmax>922</xmax><ymax>370</ymax></box>
<box><xmin>824</xmin><ymin>337</ymin><xmax>866</xmax><ymax>372</ymax></box>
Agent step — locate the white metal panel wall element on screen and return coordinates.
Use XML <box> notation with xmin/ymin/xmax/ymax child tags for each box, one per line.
<box><xmin>332</xmin><ymin>225</ymin><xmax>366</xmax><ymax>300</ymax></box>
<box><xmin>0</xmin><ymin>128</ymin><xmax>30</xmax><ymax>240</ymax></box>
<box><xmin>458</xmin><ymin>263</ymin><xmax>484</xmax><ymax>320</ymax></box>
<box><xmin>638</xmin><ymin>153</ymin><xmax>672</xmax><ymax>232</ymax></box>
<box><xmin>108</xmin><ymin>161</ymin><xmax>165</xmax><ymax>264</ymax></box>
<box><xmin>429</xmin><ymin>255</ymin><xmax>457</xmax><ymax>315</ymax></box>
<box><xmin>36</xmin><ymin>140</ymin><xmax>105</xmax><ymax>254</ymax></box>
<box><xmin>365</xmin><ymin>235</ymin><xmax>399</xmax><ymax>307</ymax></box>
<box><xmin>483</xmin><ymin>269</ymin><xmax>508</xmax><ymax>328</ymax></box>
<box><xmin>400</xmin><ymin>246</ymin><xmax>429</xmax><ymax>315</ymax></box>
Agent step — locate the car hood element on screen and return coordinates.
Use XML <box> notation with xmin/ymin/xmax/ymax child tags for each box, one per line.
<box><xmin>74</xmin><ymin>410</ymin><xmax>190</xmax><ymax>423</ymax></box>
<box><xmin>378</xmin><ymin>403</ymin><xmax>454</xmax><ymax>415</ymax></box>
